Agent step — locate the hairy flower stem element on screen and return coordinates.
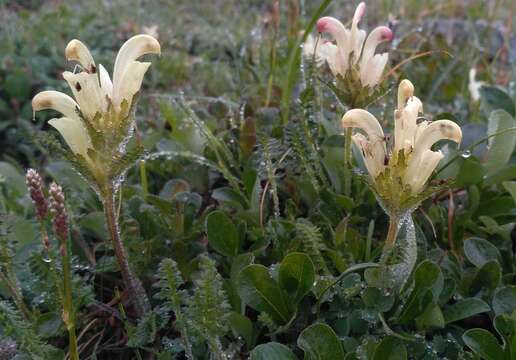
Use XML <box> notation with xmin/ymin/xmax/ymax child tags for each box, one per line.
<box><xmin>384</xmin><ymin>215</ymin><xmax>400</xmax><ymax>249</ymax></box>
<box><xmin>60</xmin><ymin>239</ymin><xmax>79</xmax><ymax>360</ymax></box>
<box><xmin>343</xmin><ymin>128</ymin><xmax>353</xmax><ymax>196</ymax></box>
<box><xmin>103</xmin><ymin>185</ymin><xmax>150</xmax><ymax>318</ymax></box>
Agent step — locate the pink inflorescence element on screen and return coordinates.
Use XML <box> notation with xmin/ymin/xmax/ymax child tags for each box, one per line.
<box><xmin>49</xmin><ymin>182</ymin><xmax>68</xmax><ymax>241</ymax></box>
<box><xmin>26</xmin><ymin>168</ymin><xmax>48</xmax><ymax>221</ymax></box>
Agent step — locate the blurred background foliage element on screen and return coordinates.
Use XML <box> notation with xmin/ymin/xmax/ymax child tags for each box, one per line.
<box><xmin>0</xmin><ymin>0</ymin><xmax>515</xmax><ymax>359</ymax></box>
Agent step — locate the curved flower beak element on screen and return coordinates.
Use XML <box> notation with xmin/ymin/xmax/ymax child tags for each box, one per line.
<box><xmin>65</xmin><ymin>39</ymin><xmax>96</xmax><ymax>73</ymax></box>
<box><xmin>112</xmin><ymin>34</ymin><xmax>161</xmax><ymax>111</ymax></box>
<box><xmin>342</xmin><ymin>109</ymin><xmax>387</xmax><ymax>178</ymax></box>
<box><xmin>32</xmin><ymin>91</ymin><xmax>92</xmax><ymax>159</ymax></box>
<box><xmin>359</xmin><ymin>26</ymin><xmax>392</xmax><ymax>87</ymax></box>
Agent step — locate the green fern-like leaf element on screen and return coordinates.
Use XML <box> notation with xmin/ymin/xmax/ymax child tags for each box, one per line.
<box><xmin>186</xmin><ymin>255</ymin><xmax>230</xmax><ymax>358</ymax></box>
<box><xmin>296</xmin><ymin>219</ymin><xmax>329</xmax><ymax>275</ymax></box>
<box><xmin>0</xmin><ymin>301</ymin><xmax>58</xmax><ymax>359</ymax></box>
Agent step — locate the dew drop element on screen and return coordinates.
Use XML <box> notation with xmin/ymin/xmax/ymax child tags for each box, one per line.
<box><xmin>461</xmin><ymin>150</ymin><xmax>472</xmax><ymax>158</ymax></box>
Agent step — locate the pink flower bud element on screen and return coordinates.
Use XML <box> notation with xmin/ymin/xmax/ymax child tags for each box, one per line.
<box><xmin>26</xmin><ymin>168</ymin><xmax>48</xmax><ymax>221</ymax></box>
<box><xmin>49</xmin><ymin>182</ymin><xmax>68</xmax><ymax>241</ymax></box>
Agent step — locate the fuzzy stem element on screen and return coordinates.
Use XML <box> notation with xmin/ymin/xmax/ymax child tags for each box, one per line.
<box><xmin>103</xmin><ymin>185</ymin><xmax>150</xmax><ymax>318</ymax></box>
<box><xmin>0</xmin><ymin>271</ymin><xmax>31</xmax><ymax>322</ymax></box>
<box><xmin>60</xmin><ymin>237</ymin><xmax>78</xmax><ymax>360</ymax></box>
<box><xmin>343</xmin><ymin>128</ymin><xmax>353</xmax><ymax>196</ymax></box>
<box><xmin>139</xmin><ymin>159</ymin><xmax>148</xmax><ymax>196</ymax></box>
<box><xmin>384</xmin><ymin>215</ymin><xmax>400</xmax><ymax>249</ymax></box>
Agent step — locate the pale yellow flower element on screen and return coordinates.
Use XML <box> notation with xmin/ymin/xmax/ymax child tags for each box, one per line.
<box><xmin>315</xmin><ymin>2</ymin><xmax>393</xmax><ymax>88</ymax></box>
<box><xmin>341</xmin><ymin>79</ymin><xmax>462</xmax><ymax>196</ymax></box>
<box><xmin>32</xmin><ymin>34</ymin><xmax>160</xmax><ymax>162</ymax></box>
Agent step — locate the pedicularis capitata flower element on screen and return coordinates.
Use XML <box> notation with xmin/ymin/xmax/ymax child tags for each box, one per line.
<box><xmin>32</xmin><ymin>35</ymin><xmax>160</xmax><ymax>194</ymax></box>
<box><xmin>341</xmin><ymin>79</ymin><xmax>462</xmax><ymax>214</ymax></box>
<box><xmin>312</xmin><ymin>2</ymin><xmax>392</xmax><ymax>104</ymax></box>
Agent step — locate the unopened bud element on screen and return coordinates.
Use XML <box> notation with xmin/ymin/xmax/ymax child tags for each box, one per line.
<box><xmin>49</xmin><ymin>182</ymin><xmax>68</xmax><ymax>241</ymax></box>
<box><xmin>26</xmin><ymin>168</ymin><xmax>48</xmax><ymax>221</ymax></box>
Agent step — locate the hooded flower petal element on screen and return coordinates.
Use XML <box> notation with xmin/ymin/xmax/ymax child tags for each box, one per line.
<box><xmin>48</xmin><ymin>117</ymin><xmax>92</xmax><ymax>159</ymax></box>
<box><xmin>63</xmin><ymin>71</ymin><xmax>107</xmax><ymax>120</ymax></box>
<box><xmin>111</xmin><ymin>34</ymin><xmax>160</xmax><ymax>110</ymax></box>
<box><xmin>352</xmin><ymin>133</ymin><xmax>384</xmax><ymax>178</ymax></box>
<box><xmin>393</xmin><ymin>80</ymin><xmax>423</xmax><ymax>154</ymax></box>
<box><xmin>32</xmin><ymin>91</ymin><xmax>79</xmax><ymax>120</ymax></box>
<box><xmin>349</xmin><ymin>2</ymin><xmax>367</xmax><ymax>64</ymax></box>
<box><xmin>65</xmin><ymin>39</ymin><xmax>96</xmax><ymax>73</ymax></box>
<box><xmin>316</xmin><ymin>16</ymin><xmax>349</xmax><ymax>49</ymax></box>
<box><xmin>404</xmin><ymin>149</ymin><xmax>444</xmax><ymax>193</ymax></box>
<box><xmin>359</xmin><ymin>26</ymin><xmax>392</xmax><ymax>87</ymax></box>
<box><xmin>98</xmin><ymin>64</ymin><xmax>113</xmax><ymax>101</ymax></box>
<box><xmin>342</xmin><ymin>109</ymin><xmax>387</xmax><ymax>177</ymax></box>
<box><xmin>404</xmin><ymin>119</ymin><xmax>462</xmax><ymax>193</ymax></box>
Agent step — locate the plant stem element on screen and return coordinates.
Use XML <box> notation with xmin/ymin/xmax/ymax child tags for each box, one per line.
<box><xmin>60</xmin><ymin>237</ymin><xmax>79</xmax><ymax>360</ymax></box>
<box><xmin>343</xmin><ymin>128</ymin><xmax>353</xmax><ymax>196</ymax></box>
<box><xmin>385</xmin><ymin>215</ymin><xmax>400</xmax><ymax>249</ymax></box>
<box><xmin>139</xmin><ymin>159</ymin><xmax>149</xmax><ymax>196</ymax></box>
<box><xmin>103</xmin><ymin>185</ymin><xmax>150</xmax><ymax>318</ymax></box>
<box><xmin>0</xmin><ymin>272</ymin><xmax>31</xmax><ymax>322</ymax></box>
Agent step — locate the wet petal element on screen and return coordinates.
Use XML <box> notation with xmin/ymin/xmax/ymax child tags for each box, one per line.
<box><xmin>48</xmin><ymin>117</ymin><xmax>92</xmax><ymax>159</ymax></box>
<box><xmin>65</xmin><ymin>39</ymin><xmax>96</xmax><ymax>73</ymax></box>
<box><xmin>112</xmin><ymin>34</ymin><xmax>160</xmax><ymax>109</ymax></box>
<box><xmin>32</xmin><ymin>90</ymin><xmax>79</xmax><ymax>120</ymax></box>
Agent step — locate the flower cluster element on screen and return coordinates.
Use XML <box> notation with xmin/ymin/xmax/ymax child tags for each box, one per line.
<box><xmin>49</xmin><ymin>182</ymin><xmax>68</xmax><ymax>243</ymax></box>
<box><xmin>305</xmin><ymin>2</ymin><xmax>392</xmax><ymax>104</ymax></box>
<box><xmin>25</xmin><ymin>168</ymin><xmax>47</xmax><ymax>221</ymax></box>
<box><xmin>341</xmin><ymin>79</ymin><xmax>462</xmax><ymax>213</ymax></box>
<box><xmin>32</xmin><ymin>35</ymin><xmax>160</xmax><ymax>191</ymax></box>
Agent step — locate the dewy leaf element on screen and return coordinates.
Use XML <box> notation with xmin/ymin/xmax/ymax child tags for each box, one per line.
<box><xmin>372</xmin><ymin>336</ymin><xmax>407</xmax><ymax>360</ymax></box>
<box><xmin>485</xmin><ymin>110</ymin><xmax>516</xmax><ymax>175</ymax></box>
<box><xmin>463</xmin><ymin>237</ymin><xmax>502</xmax><ymax>268</ymax></box>
<box><xmin>502</xmin><ymin>181</ymin><xmax>516</xmax><ymax>204</ymax></box>
<box><xmin>206</xmin><ymin>210</ymin><xmax>240</xmax><ymax>257</ymax></box>
<box><xmin>443</xmin><ymin>298</ymin><xmax>491</xmax><ymax>324</ymax></box>
<box><xmin>492</xmin><ymin>286</ymin><xmax>516</xmax><ymax>316</ymax></box>
<box><xmin>237</xmin><ymin>265</ymin><xmax>293</xmax><ymax>325</ymax></box>
<box><xmin>297</xmin><ymin>323</ymin><xmax>345</xmax><ymax>360</ymax></box>
<box><xmin>480</xmin><ymin>86</ymin><xmax>516</xmax><ymax>116</ymax></box>
<box><xmin>250</xmin><ymin>342</ymin><xmax>298</xmax><ymax>360</ymax></box>
<box><xmin>278</xmin><ymin>252</ymin><xmax>315</xmax><ymax>304</ymax></box>
<box><xmin>463</xmin><ymin>329</ymin><xmax>505</xmax><ymax>360</ymax></box>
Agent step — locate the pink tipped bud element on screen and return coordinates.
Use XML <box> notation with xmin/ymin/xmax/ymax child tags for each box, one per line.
<box><xmin>380</xmin><ymin>26</ymin><xmax>393</xmax><ymax>42</ymax></box>
<box><xmin>49</xmin><ymin>182</ymin><xmax>68</xmax><ymax>241</ymax></box>
<box><xmin>26</xmin><ymin>169</ymin><xmax>48</xmax><ymax>221</ymax></box>
<box><xmin>316</xmin><ymin>17</ymin><xmax>331</xmax><ymax>33</ymax></box>
<box><xmin>354</xmin><ymin>2</ymin><xmax>366</xmax><ymax>23</ymax></box>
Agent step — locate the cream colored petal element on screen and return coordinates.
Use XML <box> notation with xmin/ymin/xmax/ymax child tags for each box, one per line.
<box><xmin>112</xmin><ymin>34</ymin><xmax>160</xmax><ymax>109</ymax></box>
<box><xmin>48</xmin><ymin>117</ymin><xmax>92</xmax><ymax>159</ymax></box>
<box><xmin>397</xmin><ymin>79</ymin><xmax>414</xmax><ymax>110</ymax></box>
<box><xmin>394</xmin><ymin>95</ymin><xmax>423</xmax><ymax>153</ymax></box>
<box><xmin>404</xmin><ymin>149</ymin><xmax>444</xmax><ymax>194</ymax></box>
<box><xmin>349</xmin><ymin>2</ymin><xmax>366</xmax><ymax>61</ymax></box>
<box><xmin>359</xmin><ymin>53</ymin><xmax>388</xmax><ymax>88</ymax></box>
<box><xmin>315</xmin><ymin>16</ymin><xmax>349</xmax><ymax>49</ymax></box>
<box><xmin>65</xmin><ymin>39</ymin><xmax>96</xmax><ymax>73</ymax></box>
<box><xmin>412</xmin><ymin>120</ymin><xmax>462</xmax><ymax>153</ymax></box>
<box><xmin>98</xmin><ymin>64</ymin><xmax>113</xmax><ymax>101</ymax></box>
<box><xmin>414</xmin><ymin>120</ymin><xmax>429</xmax><ymax>144</ymax></box>
<box><xmin>352</xmin><ymin>133</ymin><xmax>384</xmax><ymax>178</ymax></box>
<box><xmin>32</xmin><ymin>90</ymin><xmax>79</xmax><ymax>120</ymax></box>
<box><xmin>342</xmin><ymin>109</ymin><xmax>386</xmax><ymax>178</ymax></box>
<box><xmin>359</xmin><ymin>26</ymin><xmax>392</xmax><ymax>70</ymax></box>
<box><xmin>63</xmin><ymin>71</ymin><xmax>106</xmax><ymax>120</ymax></box>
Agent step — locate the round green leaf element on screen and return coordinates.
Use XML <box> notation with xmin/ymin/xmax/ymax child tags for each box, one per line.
<box><xmin>463</xmin><ymin>329</ymin><xmax>505</xmax><ymax>360</ymax></box>
<box><xmin>492</xmin><ymin>286</ymin><xmax>516</xmax><ymax>316</ymax></box>
<box><xmin>443</xmin><ymin>298</ymin><xmax>490</xmax><ymax>324</ymax></box>
<box><xmin>278</xmin><ymin>252</ymin><xmax>315</xmax><ymax>304</ymax></box>
<box><xmin>237</xmin><ymin>265</ymin><xmax>293</xmax><ymax>325</ymax></box>
<box><xmin>464</xmin><ymin>237</ymin><xmax>501</xmax><ymax>268</ymax></box>
<box><xmin>373</xmin><ymin>336</ymin><xmax>407</xmax><ymax>360</ymax></box>
<box><xmin>297</xmin><ymin>323</ymin><xmax>345</xmax><ymax>360</ymax></box>
<box><xmin>206</xmin><ymin>210</ymin><xmax>239</xmax><ymax>257</ymax></box>
<box><xmin>250</xmin><ymin>342</ymin><xmax>298</xmax><ymax>360</ymax></box>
